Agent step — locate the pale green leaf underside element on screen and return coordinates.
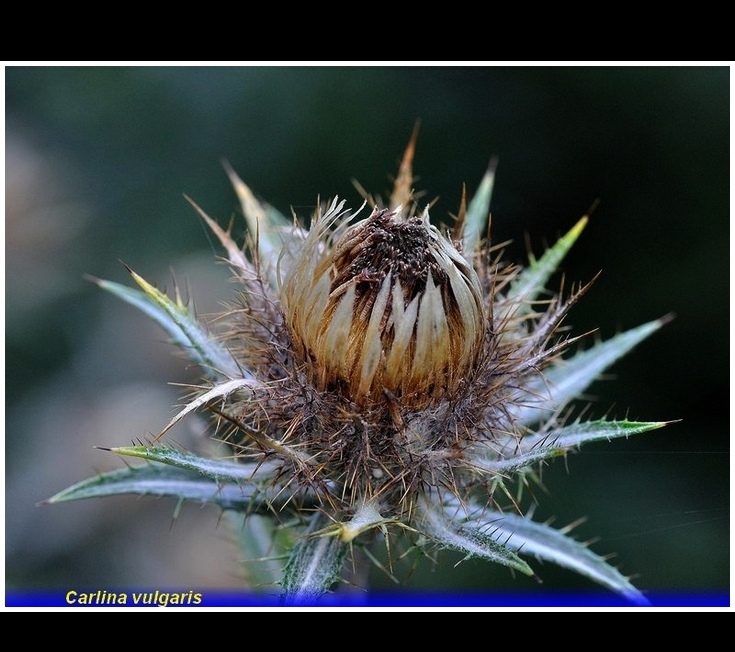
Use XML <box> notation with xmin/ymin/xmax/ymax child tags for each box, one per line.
<box><xmin>434</xmin><ymin>496</ymin><xmax>649</xmax><ymax>605</ymax></box>
<box><xmin>47</xmin><ymin>446</ymin><xmax>316</xmax><ymax>513</ymax></box>
<box><xmin>417</xmin><ymin>497</ymin><xmax>535</xmax><ymax>578</ymax></box>
<box><xmin>469</xmin><ymin>419</ymin><xmax>668</xmax><ymax>475</ymax></box>
<box><xmin>95</xmin><ymin>276</ymin><xmax>242</xmax><ymax>380</ymax></box>
<box><xmin>510</xmin><ymin>317</ymin><xmax>667</xmax><ymax>428</ymax></box>
<box><xmin>281</xmin><ymin>512</ymin><xmax>349</xmax><ymax>605</ymax></box>
<box><xmin>477</xmin><ymin>508</ymin><xmax>651</xmax><ymax>606</ymax></box>
<box><xmin>46</xmin><ymin>464</ymin><xmax>265</xmax><ymax>511</ymax></box>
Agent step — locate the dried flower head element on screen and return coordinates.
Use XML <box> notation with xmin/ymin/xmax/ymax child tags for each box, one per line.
<box><xmin>51</xmin><ymin>128</ymin><xmax>671</xmax><ymax>606</ymax></box>
<box><xmin>280</xmin><ymin>203</ymin><xmax>485</xmax><ymax>409</ymax></box>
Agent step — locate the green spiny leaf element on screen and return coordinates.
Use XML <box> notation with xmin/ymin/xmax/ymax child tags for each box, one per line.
<box><xmin>474</xmin><ymin>507</ymin><xmax>651</xmax><ymax>605</ymax></box>
<box><xmin>109</xmin><ymin>445</ymin><xmax>279</xmax><ymax>484</ymax></box>
<box><xmin>501</xmin><ymin>215</ymin><xmax>588</xmax><ymax>321</ymax></box>
<box><xmin>93</xmin><ymin>274</ymin><xmax>243</xmax><ymax>380</ymax></box>
<box><xmin>463</xmin><ymin>160</ymin><xmax>497</xmax><ymax>254</ymax></box>
<box><xmin>224</xmin><ymin>161</ymin><xmax>292</xmax><ymax>291</ymax></box>
<box><xmin>226</xmin><ymin>512</ymin><xmax>291</xmax><ymax>591</ymax></box>
<box><xmin>468</xmin><ymin>419</ymin><xmax>669</xmax><ymax>475</ymax></box>
<box><xmin>417</xmin><ymin>496</ymin><xmax>535</xmax><ymax>578</ymax></box>
<box><xmin>512</xmin><ymin>316</ymin><xmax>670</xmax><ymax>427</ymax></box>
<box><xmin>280</xmin><ymin>511</ymin><xmax>350</xmax><ymax>605</ymax></box>
<box><xmin>45</xmin><ymin>464</ymin><xmax>265</xmax><ymax>511</ymax></box>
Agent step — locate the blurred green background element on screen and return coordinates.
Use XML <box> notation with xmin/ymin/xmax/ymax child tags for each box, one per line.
<box><xmin>5</xmin><ymin>65</ymin><xmax>729</xmax><ymax>603</ymax></box>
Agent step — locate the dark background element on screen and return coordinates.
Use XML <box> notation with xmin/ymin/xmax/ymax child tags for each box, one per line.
<box><xmin>5</xmin><ymin>65</ymin><xmax>729</xmax><ymax>604</ymax></box>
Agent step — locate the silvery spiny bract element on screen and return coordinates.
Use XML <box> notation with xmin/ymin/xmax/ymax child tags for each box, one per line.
<box><xmin>50</xmin><ymin>129</ymin><xmax>671</xmax><ymax>606</ymax></box>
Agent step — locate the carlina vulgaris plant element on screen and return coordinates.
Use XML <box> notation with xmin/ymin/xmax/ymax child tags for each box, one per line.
<box><xmin>48</xmin><ymin>127</ymin><xmax>673</xmax><ymax>606</ymax></box>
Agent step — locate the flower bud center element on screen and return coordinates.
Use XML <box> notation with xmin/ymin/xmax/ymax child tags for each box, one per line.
<box><xmin>331</xmin><ymin>210</ymin><xmax>449</xmax><ymax>326</ymax></box>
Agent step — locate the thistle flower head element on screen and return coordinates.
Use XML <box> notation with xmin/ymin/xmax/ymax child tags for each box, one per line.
<box><xmin>280</xmin><ymin>201</ymin><xmax>485</xmax><ymax>408</ymax></box>
<box><xmin>52</xmin><ymin>129</ymin><xmax>671</xmax><ymax>606</ymax></box>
